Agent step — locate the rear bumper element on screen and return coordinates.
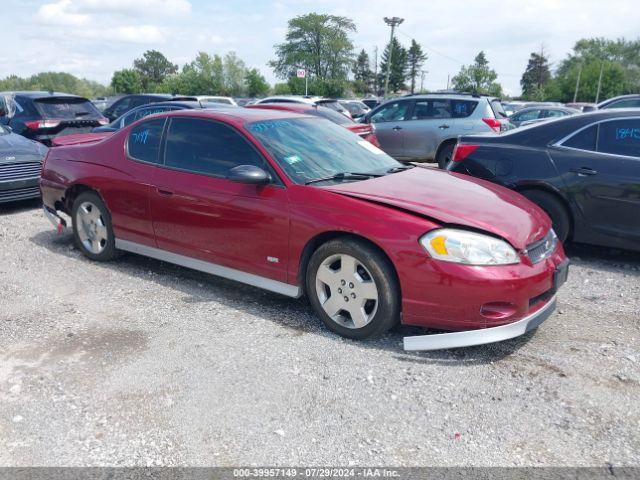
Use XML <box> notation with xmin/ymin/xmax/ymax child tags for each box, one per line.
<box><xmin>404</xmin><ymin>294</ymin><xmax>557</xmax><ymax>351</ymax></box>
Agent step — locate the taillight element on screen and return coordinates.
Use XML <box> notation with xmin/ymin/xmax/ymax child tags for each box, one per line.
<box><xmin>452</xmin><ymin>143</ymin><xmax>479</xmax><ymax>162</ymax></box>
<box><xmin>25</xmin><ymin>120</ymin><xmax>62</xmax><ymax>130</ymax></box>
<box><xmin>482</xmin><ymin>118</ymin><xmax>501</xmax><ymax>133</ymax></box>
<box><xmin>98</xmin><ymin>117</ymin><xmax>109</xmax><ymax>125</ymax></box>
<box><xmin>365</xmin><ymin>134</ymin><xmax>380</xmax><ymax>148</ymax></box>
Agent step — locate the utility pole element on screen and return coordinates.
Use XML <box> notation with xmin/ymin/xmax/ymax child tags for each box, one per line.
<box><xmin>373</xmin><ymin>46</ymin><xmax>378</xmax><ymax>95</ymax></box>
<box><xmin>383</xmin><ymin>16</ymin><xmax>404</xmax><ymax>98</ymax></box>
<box><xmin>595</xmin><ymin>61</ymin><xmax>604</xmax><ymax>104</ymax></box>
<box><xmin>420</xmin><ymin>70</ymin><xmax>427</xmax><ymax>93</ymax></box>
<box><xmin>446</xmin><ymin>74</ymin><xmax>450</xmax><ymax>90</ymax></box>
<box><xmin>573</xmin><ymin>63</ymin><xmax>583</xmax><ymax>103</ymax></box>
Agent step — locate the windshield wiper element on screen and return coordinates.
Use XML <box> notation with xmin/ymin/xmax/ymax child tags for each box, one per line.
<box><xmin>305</xmin><ymin>172</ymin><xmax>383</xmax><ymax>185</ymax></box>
<box><xmin>387</xmin><ymin>165</ymin><xmax>415</xmax><ymax>173</ymax></box>
<box><xmin>75</xmin><ymin>111</ymin><xmax>91</xmax><ymax>117</ymax></box>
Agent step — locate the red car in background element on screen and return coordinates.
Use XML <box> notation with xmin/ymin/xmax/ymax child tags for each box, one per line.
<box><xmin>40</xmin><ymin>108</ymin><xmax>568</xmax><ymax>351</ymax></box>
<box><xmin>246</xmin><ymin>102</ymin><xmax>380</xmax><ymax>147</ymax></box>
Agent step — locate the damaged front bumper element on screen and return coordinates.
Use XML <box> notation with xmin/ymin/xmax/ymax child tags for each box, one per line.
<box><xmin>403</xmin><ymin>295</ymin><xmax>557</xmax><ymax>351</ymax></box>
<box><xmin>43</xmin><ymin>205</ymin><xmax>69</xmax><ymax>234</ymax></box>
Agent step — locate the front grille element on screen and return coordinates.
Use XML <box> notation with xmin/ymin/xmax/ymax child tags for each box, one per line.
<box><xmin>525</xmin><ymin>229</ymin><xmax>558</xmax><ymax>264</ymax></box>
<box><xmin>0</xmin><ymin>186</ymin><xmax>40</xmax><ymax>202</ymax></box>
<box><xmin>0</xmin><ymin>162</ymin><xmax>42</xmax><ymax>182</ymax></box>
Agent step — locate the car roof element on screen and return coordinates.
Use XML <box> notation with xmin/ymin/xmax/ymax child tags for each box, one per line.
<box><xmin>598</xmin><ymin>94</ymin><xmax>640</xmax><ymax>107</ymax></box>
<box><xmin>2</xmin><ymin>91</ymin><xmax>87</xmax><ymax>99</ymax></box>
<box><xmin>132</xmin><ymin>101</ymin><xmax>202</xmax><ymax>109</ymax></box>
<box><xmin>247</xmin><ymin>102</ymin><xmax>318</xmax><ymax>113</ymax></box>
<box><xmin>159</xmin><ymin>107</ymin><xmax>308</xmax><ymax>124</ymax></box>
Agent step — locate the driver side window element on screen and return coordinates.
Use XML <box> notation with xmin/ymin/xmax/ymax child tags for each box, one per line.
<box><xmin>370</xmin><ymin>101</ymin><xmax>409</xmax><ymax>123</ymax></box>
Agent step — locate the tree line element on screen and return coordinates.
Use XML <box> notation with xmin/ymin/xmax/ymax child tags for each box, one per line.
<box><xmin>520</xmin><ymin>38</ymin><xmax>640</xmax><ymax>102</ymax></box>
<box><xmin>0</xmin><ymin>12</ymin><xmax>637</xmax><ymax>102</ymax></box>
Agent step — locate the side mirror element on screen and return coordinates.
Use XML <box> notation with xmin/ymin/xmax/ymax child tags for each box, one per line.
<box><xmin>227</xmin><ymin>165</ymin><xmax>271</xmax><ymax>185</ymax></box>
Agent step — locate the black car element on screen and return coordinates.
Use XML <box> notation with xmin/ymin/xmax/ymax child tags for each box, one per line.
<box><xmin>447</xmin><ymin>110</ymin><xmax>640</xmax><ymax>252</ymax></box>
<box><xmin>93</xmin><ymin>101</ymin><xmax>237</xmax><ymax>133</ymax></box>
<box><xmin>0</xmin><ymin>91</ymin><xmax>108</xmax><ymax>146</ymax></box>
<box><xmin>0</xmin><ymin>123</ymin><xmax>48</xmax><ymax>203</ymax></box>
<box><xmin>103</xmin><ymin>94</ymin><xmax>198</xmax><ymax>121</ymax></box>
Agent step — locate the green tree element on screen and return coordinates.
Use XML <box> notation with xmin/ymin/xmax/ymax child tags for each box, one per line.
<box><xmin>379</xmin><ymin>37</ymin><xmax>407</xmax><ymax>94</ymax></box>
<box><xmin>270</xmin><ymin>13</ymin><xmax>356</xmax><ymax>95</ymax></box>
<box><xmin>133</xmin><ymin>50</ymin><xmax>178</xmax><ymax>91</ymax></box>
<box><xmin>549</xmin><ymin>38</ymin><xmax>640</xmax><ymax>102</ymax></box>
<box><xmin>520</xmin><ymin>49</ymin><xmax>551</xmax><ymax>100</ymax></box>
<box><xmin>224</xmin><ymin>52</ymin><xmax>247</xmax><ymax>96</ymax></box>
<box><xmin>111</xmin><ymin>69</ymin><xmax>142</xmax><ymax>94</ymax></box>
<box><xmin>245</xmin><ymin>68</ymin><xmax>270</xmax><ymax>97</ymax></box>
<box><xmin>0</xmin><ymin>72</ymin><xmax>108</xmax><ymax>98</ymax></box>
<box><xmin>273</xmin><ymin>82</ymin><xmax>292</xmax><ymax>95</ymax></box>
<box><xmin>407</xmin><ymin>40</ymin><xmax>427</xmax><ymax>94</ymax></box>
<box><xmin>452</xmin><ymin>51</ymin><xmax>503</xmax><ymax>97</ymax></box>
<box><xmin>352</xmin><ymin>49</ymin><xmax>373</xmax><ymax>95</ymax></box>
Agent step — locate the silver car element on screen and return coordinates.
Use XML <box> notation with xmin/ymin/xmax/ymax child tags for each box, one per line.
<box><xmin>361</xmin><ymin>93</ymin><xmax>512</xmax><ymax>168</ymax></box>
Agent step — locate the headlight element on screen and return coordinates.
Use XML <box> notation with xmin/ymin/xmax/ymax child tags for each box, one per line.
<box><xmin>420</xmin><ymin>229</ymin><xmax>520</xmax><ymax>265</ymax></box>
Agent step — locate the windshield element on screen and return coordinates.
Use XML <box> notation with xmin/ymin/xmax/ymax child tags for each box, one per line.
<box><xmin>35</xmin><ymin>97</ymin><xmax>102</xmax><ymax>119</ymax></box>
<box><xmin>247</xmin><ymin>118</ymin><xmax>401</xmax><ymax>185</ymax></box>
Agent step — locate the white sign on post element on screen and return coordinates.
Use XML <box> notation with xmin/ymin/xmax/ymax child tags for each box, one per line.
<box><xmin>296</xmin><ymin>69</ymin><xmax>306</xmax><ymax>78</ymax></box>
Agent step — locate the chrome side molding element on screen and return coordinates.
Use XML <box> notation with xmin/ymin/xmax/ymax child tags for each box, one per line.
<box><xmin>115</xmin><ymin>238</ymin><xmax>302</xmax><ymax>298</ymax></box>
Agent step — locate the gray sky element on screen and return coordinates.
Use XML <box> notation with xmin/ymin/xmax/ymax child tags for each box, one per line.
<box><xmin>3</xmin><ymin>0</ymin><xmax>639</xmax><ymax>95</ymax></box>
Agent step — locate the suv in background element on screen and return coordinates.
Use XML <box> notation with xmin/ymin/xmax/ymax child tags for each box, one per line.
<box><xmin>361</xmin><ymin>93</ymin><xmax>513</xmax><ymax>167</ymax></box>
<box><xmin>0</xmin><ymin>91</ymin><xmax>108</xmax><ymax>146</ymax></box>
<box><xmin>102</xmin><ymin>93</ymin><xmax>197</xmax><ymax>121</ymax></box>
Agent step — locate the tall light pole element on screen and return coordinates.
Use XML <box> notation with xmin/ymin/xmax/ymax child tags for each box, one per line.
<box><xmin>383</xmin><ymin>16</ymin><xmax>404</xmax><ymax>98</ymax></box>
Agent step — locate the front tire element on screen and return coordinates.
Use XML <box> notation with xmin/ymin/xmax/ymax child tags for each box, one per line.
<box><xmin>521</xmin><ymin>190</ymin><xmax>571</xmax><ymax>243</ymax></box>
<box><xmin>306</xmin><ymin>238</ymin><xmax>400</xmax><ymax>340</ymax></box>
<box><xmin>71</xmin><ymin>191</ymin><xmax>117</xmax><ymax>261</ymax></box>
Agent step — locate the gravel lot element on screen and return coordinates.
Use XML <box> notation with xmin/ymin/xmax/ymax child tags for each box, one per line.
<box><xmin>0</xmin><ymin>199</ymin><xmax>639</xmax><ymax>467</ymax></box>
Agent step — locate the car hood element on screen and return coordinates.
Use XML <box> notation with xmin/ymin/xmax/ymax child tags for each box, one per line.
<box><xmin>323</xmin><ymin>167</ymin><xmax>550</xmax><ymax>249</ymax></box>
<box><xmin>0</xmin><ymin>133</ymin><xmax>46</xmax><ymax>163</ymax></box>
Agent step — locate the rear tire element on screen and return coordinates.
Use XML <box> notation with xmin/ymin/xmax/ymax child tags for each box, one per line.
<box><xmin>306</xmin><ymin>238</ymin><xmax>400</xmax><ymax>340</ymax></box>
<box><xmin>521</xmin><ymin>190</ymin><xmax>571</xmax><ymax>243</ymax></box>
<box><xmin>71</xmin><ymin>191</ymin><xmax>117</xmax><ymax>261</ymax></box>
<box><xmin>436</xmin><ymin>142</ymin><xmax>455</xmax><ymax>169</ymax></box>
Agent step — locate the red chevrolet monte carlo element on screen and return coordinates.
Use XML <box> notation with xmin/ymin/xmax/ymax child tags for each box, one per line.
<box><xmin>40</xmin><ymin>109</ymin><xmax>569</xmax><ymax>351</ymax></box>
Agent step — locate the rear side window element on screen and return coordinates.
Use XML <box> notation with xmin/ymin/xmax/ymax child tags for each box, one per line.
<box><xmin>411</xmin><ymin>99</ymin><xmax>451</xmax><ymax>120</ymax></box>
<box><xmin>35</xmin><ymin>97</ymin><xmax>101</xmax><ymax>119</ymax></box>
<box><xmin>597</xmin><ymin>120</ymin><xmax>640</xmax><ymax>157</ymax></box>
<box><xmin>563</xmin><ymin>124</ymin><xmax>598</xmax><ymax>151</ymax></box>
<box><xmin>127</xmin><ymin>118</ymin><xmax>165</xmax><ymax>164</ymax></box>
<box><xmin>164</xmin><ymin>118</ymin><xmax>265</xmax><ymax>176</ymax></box>
<box><xmin>451</xmin><ymin>100</ymin><xmax>478</xmax><ymax>118</ymax></box>
<box><xmin>544</xmin><ymin>109</ymin><xmax>567</xmax><ymax>118</ymax></box>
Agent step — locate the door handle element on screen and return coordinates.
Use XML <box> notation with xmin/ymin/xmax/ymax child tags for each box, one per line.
<box><xmin>392</xmin><ymin>126</ymin><xmax>402</xmax><ymax>131</ymax></box>
<box><xmin>569</xmin><ymin>167</ymin><xmax>598</xmax><ymax>176</ymax></box>
<box><xmin>156</xmin><ymin>187</ymin><xmax>174</xmax><ymax>196</ymax></box>
<box><xmin>438</xmin><ymin>124</ymin><xmax>450</xmax><ymax>129</ymax></box>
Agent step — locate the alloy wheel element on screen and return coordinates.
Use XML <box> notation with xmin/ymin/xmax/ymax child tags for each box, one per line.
<box><xmin>315</xmin><ymin>253</ymin><xmax>379</xmax><ymax>329</ymax></box>
<box><xmin>76</xmin><ymin>201</ymin><xmax>108</xmax><ymax>255</ymax></box>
